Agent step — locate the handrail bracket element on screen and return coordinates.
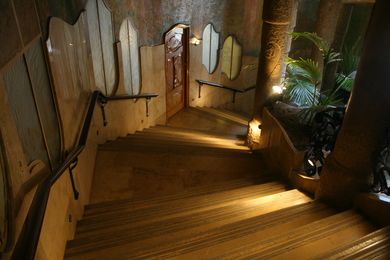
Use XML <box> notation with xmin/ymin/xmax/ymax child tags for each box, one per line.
<box><xmin>68</xmin><ymin>158</ymin><xmax>79</xmax><ymax>200</ymax></box>
<box><xmin>98</xmin><ymin>95</ymin><xmax>108</xmax><ymax>127</ymax></box>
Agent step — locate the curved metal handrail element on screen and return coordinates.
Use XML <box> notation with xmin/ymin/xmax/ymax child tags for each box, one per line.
<box><xmin>11</xmin><ymin>90</ymin><xmax>158</xmax><ymax>260</ymax></box>
<box><xmin>195</xmin><ymin>79</ymin><xmax>255</xmax><ymax>103</ymax></box>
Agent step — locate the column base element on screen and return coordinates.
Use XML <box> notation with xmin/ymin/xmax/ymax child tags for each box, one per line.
<box><xmin>316</xmin><ymin>155</ymin><xmax>371</xmax><ymax>209</ymax></box>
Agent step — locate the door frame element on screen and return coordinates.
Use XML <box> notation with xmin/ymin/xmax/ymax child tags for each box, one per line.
<box><xmin>164</xmin><ymin>24</ymin><xmax>190</xmax><ymax>118</ymax></box>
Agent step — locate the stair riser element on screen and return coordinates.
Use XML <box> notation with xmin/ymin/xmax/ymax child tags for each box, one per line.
<box><xmin>217</xmin><ymin>212</ymin><xmax>371</xmax><ymax>259</ymax></box>
<box><xmin>84</xmin><ymin>178</ymin><xmax>267</xmax><ymax>214</ymax></box>
<box><xmin>129</xmin><ymin>132</ymin><xmax>245</xmax><ymax>146</ymax></box>
<box><xmin>143</xmin><ymin>127</ymin><xmax>241</xmax><ymax>141</ymax></box>
<box><xmin>119</xmin><ymin>204</ymin><xmax>332</xmax><ymax>259</ymax></box>
<box><xmin>94</xmin><ymin>150</ymin><xmax>264</xmax><ymax>173</ymax></box>
<box><xmin>83</xmin><ymin>183</ymin><xmax>279</xmax><ymax>219</ymax></box>
<box><xmin>66</xmin><ymin>191</ymin><xmax>311</xmax><ymax>256</ymax></box>
<box><xmin>78</xmin><ymin>185</ymin><xmax>287</xmax><ymax>233</ymax></box>
<box><xmin>101</xmin><ymin>142</ymin><xmax>250</xmax><ymax>154</ymax></box>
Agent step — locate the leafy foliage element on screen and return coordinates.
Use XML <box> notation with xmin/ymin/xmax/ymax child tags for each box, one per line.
<box><xmin>283</xmin><ymin>58</ymin><xmax>320</xmax><ymax>106</ymax></box>
<box><xmin>283</xmin><ymin>32</ymin><xmax>344</xmax><ymax>124</ymax></box>
<box><xmin>336</xmin><ymin>71</ymin><xmax>356</xmax><ymax>92</ymax></box>
<box><xmin>335</xmin><ymin>46</ymin><xmax>360</xmax><ymax>92</ymax></box>
<box><xmin>291</xmin><ymin>32</ymin><xmax>342</xmax><ymax>65</ymax></box>
<box><xmin>299</xmin><ymin>92</ymin><xmax>343</xmax><ymax>123</ymax></box>
<box><xmin>291</xmin><ymin>32</ymin><xmax>329</xmax><ymax>55</ymax></box>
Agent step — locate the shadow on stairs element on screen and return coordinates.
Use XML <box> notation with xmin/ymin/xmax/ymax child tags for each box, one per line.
<box><xmin>65</xmin><ymin>108</ymin><xmax>390</xmax><ymax>259</ymax></box>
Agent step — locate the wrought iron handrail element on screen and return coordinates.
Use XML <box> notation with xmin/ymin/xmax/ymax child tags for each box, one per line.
<box><xmin>11</xmin><ymin>90</ymin><xmax>158</xmax><ymax>260</ymax></box>
<box><xmin>195</xmin><ymin>79</ymin><xmax>256</xmax><ymax>103</ymax></box>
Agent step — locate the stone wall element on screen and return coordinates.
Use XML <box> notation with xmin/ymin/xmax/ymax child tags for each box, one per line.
<box><xmin>0</xmin><ymin>1</ymin><xmax>165</xmax><ymax>259</ymax></box>
<box><xmin>0</xmin><ymin>0</ymin><xmax>265</xmax><ymax>258</ymax></box>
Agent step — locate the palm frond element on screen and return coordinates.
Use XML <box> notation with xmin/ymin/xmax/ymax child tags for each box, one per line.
<box><xmin>291</xmin><ymin>32</ymin><xmax>342</xmax><ymax>66</ymax></box>
<box><xmin>291</xmin><ymin>32</ymin><xmax>330</xmax><ymax>54</ymax></box>
<box><xmin>287</xmin><ymin>58</ymin><xmax>321</xmax><ymax>85</ymax></box>
<box><xmin>299</xmin><ymin>92</ymin><xmax>342</xmax><ymax>124</ymax></box>
<box><xmin>339</xmin><ymin>47</ymin><xmax>360</xmax><ymax>75</ymax></box>
<box><xmin>336</xmin><ymin>71</ymin><xmax>356</xmax><ymax>92</ymax></box>
<box><xmin>324</xmin><ymin>51</ymin><xmax>342</xmax><ymax>65</ymax></box>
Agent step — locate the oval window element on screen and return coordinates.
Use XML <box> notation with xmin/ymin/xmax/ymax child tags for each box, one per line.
<box><xmin>119</xmin><ymin>18</ymin><xmax>141</xmax><ymax>95</ymax></box>
<box><xmin>221</xmin><ymin>36</ymin><xmax>242</xmax><ymax>80</ymax></box>
<box><xmin>202</xmin><ymin>24</ymin><xmax>220</xmax><ymax>74</ymax></box>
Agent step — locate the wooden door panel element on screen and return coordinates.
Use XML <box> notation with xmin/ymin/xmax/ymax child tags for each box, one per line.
<box><xmin>165</xmin><ymin>26</ymin><xmax>187</xmax><ymax>118</ymax></box>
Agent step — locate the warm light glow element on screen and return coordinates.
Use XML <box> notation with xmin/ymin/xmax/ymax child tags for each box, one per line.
<box><xmin>248</xmin><ymin>119</ymin><xmax>262</xmax><ymax>144</ymax></box>
<box><xmin>190</xmin><ymin>37</ymin><xmax>202</xmax><ymax>46</ymax></box>
<box><xmin>272</xmin><ymin>85</ymin><xmax>283</xmax><ymax>95</ymax></box>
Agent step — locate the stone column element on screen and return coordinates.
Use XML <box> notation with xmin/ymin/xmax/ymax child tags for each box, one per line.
<box><xmin>321</xmin><ymin>5</ymin><xmax>353</xmax><ymax>93</ymax></box>
<box><xmin>316</xmin><ymin>0</ymin><xmax>390</xmax><ymax>208</ymax></box>
<box><xmin>312</xmin><ymin>0</ymin><xmax>344</xmax><ymax>71</ymax></box>
<box><xmin>253</xmin><ymin>0</ymin><xmax>295</xmax><ymax>121</ymax></box>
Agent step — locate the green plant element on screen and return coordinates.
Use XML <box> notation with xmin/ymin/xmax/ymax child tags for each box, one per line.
<box><xmin>291</xmin><ymin>32</ymin><xmax>342</xmax><ymax>65</ymax></box>
<box><xmin>335</xmin><ymin>44</ymin><xmax>361</xmax><ymax>92</ymax></box>
<box><xmin>283</xmin><ymin>57</ymin><xmax>320</xmax><ymax>106</ymax></box>
<box><xmin>283</xmin><ymin>32</ymin><xmax>343</xmax><ymax>124</ymax></box>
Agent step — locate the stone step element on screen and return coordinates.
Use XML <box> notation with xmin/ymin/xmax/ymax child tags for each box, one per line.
<box><xmin>166</xmin><ymin>107</ymin><xmax>247</xmax><ymax>135</ymax></box>
<box><xmin>146</xmin><ymin>125</ymin><xmax>243</xmax><ymax>140</ymax></box>
<box><xmin>209</xmin><ymin>210</ymin><xmax>376</xmax><ymax>260</ymax></box>
<box><xmin>314</xmin><ymin>225</ymin><xmax>390</xmax><ymax>259</ymax></box>
<box><xmin>84</xmin><ymin>177</ymin><xmax>271</xmax><ymax>215</ymax></box>
<box><xmin>65</xmin><ymin>189</ymin><xmax>312</xmax><ymax>259</ymax></box>
<box><xmin>105</xmin><ymin>134</ymin><xmax>249</xmax><ymax>151</ymax></box>
<box><xmin>118</xmin><ymin>134</ymin><xmax>246</xmax><ymax>151</ymax></box>
<box><xmin>215</xmin><ymin>107</ymin><xmax>251</xmax><ymax>122</ymax></box>
<box><xmin>99</xmin><ymin>139</ymin><xmax>252</xmax><ymax>155</ymax></box>
<box><xmin>193</xmin><ymin>106</ymin><xmax>249</xmax><ymax>126</ymax></box>
<box><xmin>78</xmin><ymin>182</ymin><xmax>288</xmax><ymax>233</ymax></box>
<box><xmin>132</xmin><ymin>130</ymin><xmax>245</xmax><ymax>147</ymax></box>
<box><xmin>116</xmin><ymin>202</ymin><xmax>335</xmax><ymax>260</ymax></box>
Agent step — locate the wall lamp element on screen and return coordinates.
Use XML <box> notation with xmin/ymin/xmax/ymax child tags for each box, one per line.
<box><xmin>190</xmin><ymin>36</ymin><xmax>202</xmax><ymax>46</ymax></box>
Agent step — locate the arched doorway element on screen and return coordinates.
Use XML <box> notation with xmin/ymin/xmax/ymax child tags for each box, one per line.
<box><xmin>164</xmin><ymin>24</ymin><xmax>189</xmax><ymax>118</ymax></box>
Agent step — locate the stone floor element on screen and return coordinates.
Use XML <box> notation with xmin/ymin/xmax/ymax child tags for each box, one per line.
<box><xmin>89</xmin><ymin>107</ymin><xmax>264</xmax><ymax>203</ymax></box>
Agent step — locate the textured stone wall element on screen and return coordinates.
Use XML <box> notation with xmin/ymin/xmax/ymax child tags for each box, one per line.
<box><xmin>103</xmin><ymin>0</ymin><xmax>263</xmax><ymax>56</ymax></box>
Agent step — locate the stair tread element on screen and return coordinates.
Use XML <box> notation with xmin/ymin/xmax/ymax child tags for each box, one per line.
<box><xmin>96</xmin><ymin>202</ymin><xmax>336</xmax><ymax>260</ymax></box>
<box><xmin>99</xmin><ymin>141</ymin><xmax>252</xmax><ymax>155</ymax></box>
<box><xmin>147</xmin><ymin>125</ymin><xmax>244</xmax><ymax>140</ymax></box>
<box><xmin>215</xmin><ymin>107</ymin><xmax>251</xmax><ymax>121</ymax></box>
<box><xmin>132</xmin><ymin>130</ymin><xmax>245</xmax><ymax>145</ymax></box>
<box><xmin>211</xmin><ymin>210</ymin><xmax>375</xmax><ymax>259</ymax></box>
<box><xmin>102</xmin><ymin>136</ymin><xmax>249</xmax><ymax>150</ymax></box>
<box><xmin>85</xmin><ymin>177</ymin><xmax>269</xmax><ymax>212</ymax></box>
<box><xmin>193</xmin><ymin>106</ymin><xmax>249</xmax><ymax>126</ymax></box>
<box><xmin>116</xmin><ymin>134</ymin><xmax>247</xmax><ymax>150</ymax></box>
<box><xmin>314</xmin><ymin>225</ymin><xmax>390</xmax><ymax>260</ymax></box>
<box><xmin>65</xmin><ymin>189</ymin><xmax>312</xmax><ymax>258</ymax></box>
<box><xmin>79</xmin><ymin>182</ymin><xmax>288</xmax><ymax>232</ymax></box>
<box><xmin>166</xmin><ymin>107</ymin><xmax>247</xmax><ymax>135</ymax></box>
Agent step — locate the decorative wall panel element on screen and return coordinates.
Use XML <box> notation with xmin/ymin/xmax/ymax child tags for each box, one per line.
<box><xmin>202</xmin><ymin>23</ymin><xmax>220</xmax><ymax>74</ymax></box>
<box><xmin>221</xmin><ymin>36</ymin><xmax>242</xmax><ymax>80</ymax></box>
<box><xmin>97</xmin><ymin>0</ymin><xmax>116</xmax><ymax>95</ymax></box>
<box><xmin>25</xmin><ymin>39</ymin><xmax>61</xmax><ymax>166</ymax></box>
<box><xmin>119</xmin><ymin>18</ymin><xmax>141</xmax><ymax>95</ymax></box>
<box><xmin>47</xmin><ymin>13</ymin><xmax>94</xmax><ymax>151</ymax></box>
<box><xmin>86</xmin><ymin>0</ymin><xmax>106</xmax><ymax>93</ymax></box>
<box><xmin>2</xmin><ymin>57</ymin><xmax>49</xmax><ymax>165</ymax></box>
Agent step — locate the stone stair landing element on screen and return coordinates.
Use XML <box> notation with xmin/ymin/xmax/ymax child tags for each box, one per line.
<box><xmin>89</xmin><ymin>108</ymin><xmax>261</xmax><ymax>203</ymax></box>
<box><xmin>65</xmin><ymin>107</ymin><xmax>389</xmax><ymax>259</ymax></box>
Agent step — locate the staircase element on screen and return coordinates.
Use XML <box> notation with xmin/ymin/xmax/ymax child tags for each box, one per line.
<box><xmin>65</xmin><ymin>108</ymin><xmax>390</xmax><ymax>259</ymax></box>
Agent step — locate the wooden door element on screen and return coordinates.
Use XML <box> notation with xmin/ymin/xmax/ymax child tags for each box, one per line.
<box><xmin>165</xmin><ymin>26</ymin><xmax>188</xmax><ymax>118</ymax></box>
